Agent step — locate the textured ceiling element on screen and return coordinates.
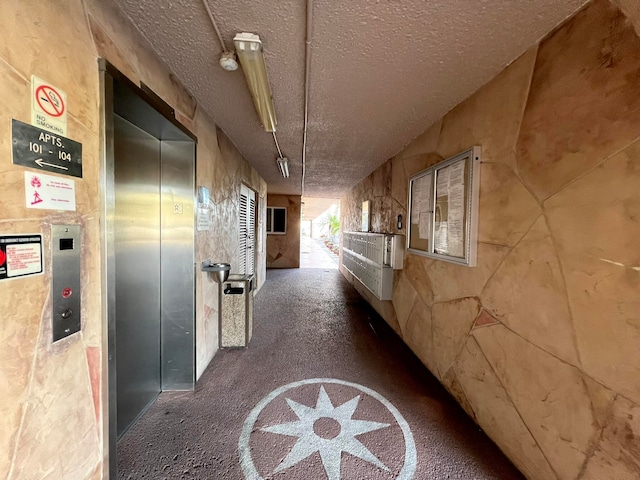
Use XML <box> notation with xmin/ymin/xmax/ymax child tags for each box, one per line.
<box><xmin>112</xmin><ymin>0</ymin><xmax>588</xmax><ymax>198</ymax></box>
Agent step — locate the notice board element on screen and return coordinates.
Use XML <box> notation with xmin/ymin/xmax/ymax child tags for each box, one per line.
<box><xmin>407</xmin><ymin>147</ymin><xmax>481</xmax><ymax>266</ymax></box>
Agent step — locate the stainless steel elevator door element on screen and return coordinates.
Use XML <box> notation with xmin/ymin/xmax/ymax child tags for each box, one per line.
<box><xmin>114</xmin><ymin>115</ymin><xmax>161</xmax><ymax>437</ymax></box>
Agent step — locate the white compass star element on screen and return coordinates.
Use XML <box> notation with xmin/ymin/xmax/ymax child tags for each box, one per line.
<box><xmin>260</xmin><ymin>386</ymin><xmax>391</xmax><ymax>479</ymax></box>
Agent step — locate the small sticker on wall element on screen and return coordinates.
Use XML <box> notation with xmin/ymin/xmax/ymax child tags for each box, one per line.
<box><xmin>24</xmin><ymin>171</ymin><xmax>76</xmax><ymax>211</ymax></box>
<box><xmin>0</xmin><ymin>234</ymin><xmax>43</xmax><ymax>281</ymax></box>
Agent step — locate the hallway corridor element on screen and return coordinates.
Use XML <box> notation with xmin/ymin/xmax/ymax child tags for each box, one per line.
<box><xmin>300</xmin><ymin>236</ymin><xmax>338</xmax><ymax>269</ymax></box>
<box><xmin>117</xmin><ymin>269</ymin><xmax>523</xmax><ymax>479</ymax></box>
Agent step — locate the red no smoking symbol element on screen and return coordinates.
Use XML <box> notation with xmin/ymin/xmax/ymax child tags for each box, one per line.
<box><xmin>36</xmin><ymin>85</ymin><xmax>65</xmax><ymax>117</ymax></box>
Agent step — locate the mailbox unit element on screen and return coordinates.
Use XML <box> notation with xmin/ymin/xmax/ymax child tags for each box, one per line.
<box><xmin>342</xmin><ymin>232</ymin><xmax>404</xmax><ymax>301</ymax></box>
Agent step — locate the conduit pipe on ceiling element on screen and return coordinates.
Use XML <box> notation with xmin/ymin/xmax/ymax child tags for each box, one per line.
<box><xmin>301</xmin><ymin>0</ymin><xmax>313</xmax><ymax>197</ymax></box>
<box><xmin>202</xmin><ymin>0</ymin><xmax>229</xmax><ymax>53</ymax></box>
<box><xmin>203</xmin><ymin>0</ymin><xmax>282</xmax><ymax>166</ymax></box>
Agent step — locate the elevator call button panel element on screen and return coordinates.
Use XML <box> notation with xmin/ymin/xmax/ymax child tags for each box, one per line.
<box><xmin>51</xmin><ymin>225</ymin><xmax>81</xmax><ymax>342</ymax></box>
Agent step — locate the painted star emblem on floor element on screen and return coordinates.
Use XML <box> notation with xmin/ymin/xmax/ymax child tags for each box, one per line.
<box><xmin>260</xmin><ymin>386</ymin><xmax>391</xmax><ymax>479</ymax></box>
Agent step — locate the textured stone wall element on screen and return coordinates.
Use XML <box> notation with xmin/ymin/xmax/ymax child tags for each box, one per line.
<box><xmin>0</xmin><ymin>1</ymin><xmax>265</xmax><ymax>478</ymax></box>
<box><xmin>340</xmin><ymin>1</ymin><xmax>640</xmax><ymax>478</ymax></box>
<box><xmin>266</xmin><ymin>194</ymin><xmax>301</xmax><ymax>268</ymax></box>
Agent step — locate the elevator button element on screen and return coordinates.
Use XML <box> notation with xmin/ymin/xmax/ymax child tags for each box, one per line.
<box><xmin>60</xmin><ymin>309</ymin><xmax>73</xmax><ymax>319</ymax></box>
<box><xmin>62</xmin><ymin>288</ymin><xmax>72</xmax><ymax>298</ymax></box>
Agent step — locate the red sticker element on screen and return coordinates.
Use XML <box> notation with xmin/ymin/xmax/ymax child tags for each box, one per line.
<box><xmin>0</xmin><ymin>249</ymin><xmax>5</xmax><ymax>267</ymax></box>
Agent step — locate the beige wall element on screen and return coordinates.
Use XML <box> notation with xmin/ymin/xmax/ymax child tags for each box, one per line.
<box><xmin>341</xmin><ymin>1</ymin><xmax>640</xmax><ymax>478</ymax></box>
<box><xmin>0</xmin><ymin>1</ymin><xmax>266</xmax><ymax>478</ymax></box>
<box><xmin>266</xmin><ymin>194</ymin><xmax>301</xmax><ymax>268</ymax></box>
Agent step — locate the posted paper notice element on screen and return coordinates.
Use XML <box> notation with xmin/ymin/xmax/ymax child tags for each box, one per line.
<box><xmin>25</xmin><ymin>171</ymin><xmax>75</xmax><ymax>211</ymax></box>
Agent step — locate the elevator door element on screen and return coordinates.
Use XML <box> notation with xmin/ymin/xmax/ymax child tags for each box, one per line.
<box><xmin>114</xmin><ymin>115</ymin><xmax>161</xmax><ymax>436</ymax></box>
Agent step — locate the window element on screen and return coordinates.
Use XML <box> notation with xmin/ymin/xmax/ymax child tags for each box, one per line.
<box><xmin>266</xmin><ymin>206</ymin><xmax>286</xmax><ymax>234</ymax></box>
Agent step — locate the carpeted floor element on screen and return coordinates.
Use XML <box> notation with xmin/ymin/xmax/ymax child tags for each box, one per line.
<box><xmin>117</xmin><ymin>268</ymin><xmax>523</xmax><ymax>479</ymax></box>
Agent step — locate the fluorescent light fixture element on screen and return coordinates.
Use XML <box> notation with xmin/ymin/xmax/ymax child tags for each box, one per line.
<box><xmin>233</xmin><ymin>32</ymin><xmax>277</xmax><ymax>132</ymax></box>
<box><xmin>276</xmin><ymin>157</ymin><xmax>289</xmax><ymax>178</ymax></box>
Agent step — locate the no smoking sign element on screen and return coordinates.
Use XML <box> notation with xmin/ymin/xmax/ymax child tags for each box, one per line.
<box><xmin>31</xmin><ymin>76</ymin><xmax>67</xmax><ymax>136</ymax></box>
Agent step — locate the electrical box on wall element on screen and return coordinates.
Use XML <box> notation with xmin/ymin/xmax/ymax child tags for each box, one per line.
<box><xmin>384</xmin><ymin>234</ymin><xmax>405</xmax><ymax>269</ymax></box>
<box><xmin>51</xmin><ymin>225</ymin><xmax>81</xmax><ymax>342</ymax></box>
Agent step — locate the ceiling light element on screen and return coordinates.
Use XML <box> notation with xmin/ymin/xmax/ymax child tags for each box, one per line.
<box><xmin>233</xmin><ymin>32</ymin><xmax>277</xmax><ymax>132</ymax></box>
<box><xmin>276</xmin><ymin>157</ymin><xmax>289</xmax><ymax>178</ymax></box>
<box><xmin>219</xmin><ymin>51</ymin><xmax>238</xmax><ymax>71</ymax></box>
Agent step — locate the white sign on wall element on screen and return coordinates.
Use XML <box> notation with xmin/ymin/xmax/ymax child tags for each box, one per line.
<box><xmin>31</xmin><ymin>76</ymin><xmax>67</xmax><ymax>136</ymax></box>
<box><xmin>0</xmin><ymin>234</ymin><xmax>44</xmax><ymax>281</ymax></box>
<box><xmin>196</xmin><ymin>205</ymin><xmax>212</xmax><ymax>231</ymax></box>
<box><xmin>24</xmin><ymin>171</ymin><xmax>76</xmax><ymax>211</ymax></box>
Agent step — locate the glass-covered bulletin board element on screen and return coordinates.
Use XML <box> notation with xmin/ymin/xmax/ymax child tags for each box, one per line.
<box><xmin>407</xmin><ymin>147</ymin><xmax>481</xmax><ymax>266</ymax></box>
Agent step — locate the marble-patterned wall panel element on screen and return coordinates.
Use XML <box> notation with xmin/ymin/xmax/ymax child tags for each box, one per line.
<box><xmin>401</xmin><ymin>298</ymin><xmax>435</xmax><ymax>375</ymax></box>
<box><xmin>194</xmin><ymin>110</ymin><xmax>226</xmax><ymax>377</ymax></box>
<box><xmin>0</xmin><ymin>1</ymin><xmax>104</xmax><ymax>477</ymax></box>
<box><xmin>371</xmin><ymin>160</ymin><xmax>392</xmax><ymax>198</ymax></box>
<box><xmin>86</xmin><ymin>0</ymin><xmax>197</xmax><ymax>122</ymax></box>
<box><xmin>431</xmin><ymin>297</ymin><xmax>480</xmax><ymax>378</ymax></box>
<box><xmin>342</xmin><ymin>162</ymin><xmax>403</xmax><ymax>235</ymax></box>
<box><xmin>391</xmin><ymin>273</ymin><xmax>417</xmax><ymax>335</ymax></box>
<box><xmin>266</xmin><ymin>194</ymin><xmax>301</xmax><ymax>269</ymax></box>
<box><xmin>440</xmin><ymin>368</ymin><xmax>475</xmax><ymax>419</ymax></box>
<box><xmin>10</xmin><ymin>339</ymin><xmax>100</xmax><ymax>480</ymax></box>
<box><xmin>478</xmin><ymin>163</ymin><xmax>541</xmax><ymax>247</ymax></box>
<box><xmin>375</xmin><ymin>195</ymin><xmax>402</xmax><ymax>234</ymax></box>
<box><xmin>613</xmin><ymin>0</ymin><xmax>640</xmax><ymax>36</ymax></box>
<box><xmin>1</xmin><ymin>2</ymin><xmax>268</xmax><ymax>479</ymax></box>
<box><xmin>341</xmin><ymin>190</ymin><xmax>361</xmax><ymax>235</ymax></box>
<box><xmin>424</xmin><ymin>242</ymin><xmax>509</xmax><ymax>304</ymax></box>
<box><xmin>398</xmin><ymin>120</ymin><xmax>442</xmax><ymax>161</ymax></box>
<box><xmin>195</xmin><ymin>119</ymin><xmax>267</xmax><ymax>377</ymax></box>
<box><xmin>0</xmin><ymin>60</ymin><xmax>30</xmax><ymax>219</ymax></box>
<box><xmin>516</xmin><ymin>0</ymin><xmax>640</xmax><ymax>201</ymax></box>
<box><xmin>390</xmin><ymin>156</ymin><xmax>407</xmax><ymax>208</ymax></box>
<box><xmin>581</xmin><ymin>395</ymin><xmax>640</xmax><ymax>479</ymax></box>
<box><xmin>437</xmin><ymin>47</ymin><xmax>537</xmax><ymax>170</ymax></box>
<box><xmin>545</xmin><ymin>137</ymin><xmax>640</xmax><ymax>405</ymax></box>
<box><xmin>453</xmin><ymin>337</ymin><xmax>558</xmax><ymax>479</ymax></box>
<box><xmin>582</xmin><ymin>376</ymin><xmax>616</xmax><ymax>430</ymax></box>
<box><xmin>473</xmin><ymin>325</ymin><xmax>597</xmax><ymax>479</ymax></box>
<box><xmin>0</xmin><ymin>1</ymin><xmax>99</xmax><ymax>133</ymax></box>
<box><xmin>400</xmin><ymin>254</ymin><xmax>434</xmax><ymax>307</ymax></box>
<box><xmin>481</xmin><ymin>216</ymin><xmax>580</xmax><ymax>365</ymax></box>
<box><xmin>339</xmin><ymin>2</ymin><xmax>640</xmax><ymax>477</ymax></box>
<box><xmin>401</xmin><ymin>151</ymin><xmax>443</xmax><ymax>181</ymax></box>
<box><xmin>88</xmin><ymin>15</ymin><xmax>138</xmax><ymax>85</ymax></box>
<box><xmin>0</xmin><ymin>222</ymin><xmax>44</xmax><ymax>479</ymax></box>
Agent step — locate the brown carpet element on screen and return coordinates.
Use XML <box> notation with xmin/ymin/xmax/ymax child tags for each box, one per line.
<box><xmin>117</xmin><ymin>268</ymin><xmax>523</xmax><ymax>479</ymax></box>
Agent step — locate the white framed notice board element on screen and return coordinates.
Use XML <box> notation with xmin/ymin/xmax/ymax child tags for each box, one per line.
<box><xmin>407</xmin><ymin>146</ymin><xmax>481</xmax><ymax>266</ymax></box>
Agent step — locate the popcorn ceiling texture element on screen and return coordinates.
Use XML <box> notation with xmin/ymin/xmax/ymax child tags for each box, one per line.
<box><xmin>112</xmin><ymin>0</ymin><xmax>588</xmax><ymax>198</ymax></box>
<box><xmin>340</xmin><ymin>1</ymin><xmax>640</xmax><ymax>478</ymax></box>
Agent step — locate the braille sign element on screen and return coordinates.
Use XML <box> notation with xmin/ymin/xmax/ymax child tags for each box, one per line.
<box><xmin>12</xmin><ymin>119</ymin><xmax>82</xmax><ymax>178</ymax></box>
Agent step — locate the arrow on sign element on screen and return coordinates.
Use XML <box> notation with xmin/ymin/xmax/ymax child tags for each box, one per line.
<box><xmin>35</xmin><ymin>158</ymin><xmax>68</xmax><ymax>171</ymax></box>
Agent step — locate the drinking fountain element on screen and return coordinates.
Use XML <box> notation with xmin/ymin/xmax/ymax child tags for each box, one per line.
<box><xmin>201</xmin><ymin>260</ymin><xmax>231</xmax><ymax>283</ymax></box>
<box><xmin>200</xmin><ymin>260</ymin><xmax>254</xmax><ymax>348</ymax></box>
